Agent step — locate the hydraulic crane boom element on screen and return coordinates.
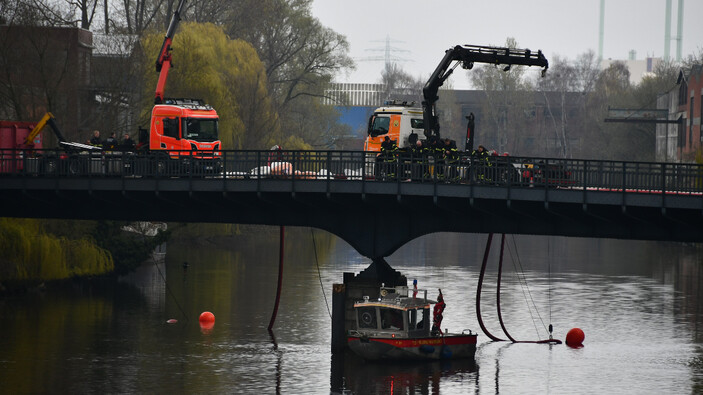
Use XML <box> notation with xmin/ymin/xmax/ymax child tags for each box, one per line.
<box><xmin>422</xmin><ymin>44</ymin><xmax>549</xmax><ymax>139</ymax></box>
<box><xmin>154</xmin><ymin>0</ymin><xmax>187</xmax><ymax>104</ymax></box>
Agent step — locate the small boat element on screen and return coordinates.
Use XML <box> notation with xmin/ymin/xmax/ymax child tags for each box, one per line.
<box><xmin>347</xmin><ymin>284</ymin><xmax>477</xmax><ymax>361</ymax></box>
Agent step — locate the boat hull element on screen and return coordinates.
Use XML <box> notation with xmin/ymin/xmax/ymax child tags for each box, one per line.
<box><xmin>347</xmin><ymin>334</ymin><xmax>477</xmax><ymax>361</ymax></box>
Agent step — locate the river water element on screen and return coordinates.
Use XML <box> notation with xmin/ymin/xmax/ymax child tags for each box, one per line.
<box><xmin>1</xmin><ymin>229</ymin><xmax>702</xmax><ymax>394</ymax></box>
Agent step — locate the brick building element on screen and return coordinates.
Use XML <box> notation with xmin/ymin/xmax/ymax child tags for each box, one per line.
<box><xmin>0</xmin><ymin>25</ymin><xmax>94</xmax><ymax>143</ymax></box>
<box><xmin>656</xmin><ymin>65</ymin><xmax>703</xmax><ymax>162</ymax></box>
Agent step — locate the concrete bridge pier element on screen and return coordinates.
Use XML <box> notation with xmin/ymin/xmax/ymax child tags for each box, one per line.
<box><xmin>331</xmin><ymin>257</ymin><xmax>407</xmax><ymax>352</ymax></box>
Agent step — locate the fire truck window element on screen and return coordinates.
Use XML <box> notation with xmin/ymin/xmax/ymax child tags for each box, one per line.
<box><xmin>358</xmin><ymin>307</ymin><xmax>377</xmax><ymax>329</ymax></box>
<box><xmin>372</xmin><ymin>117</ymin><xmax>390</xmax><ymax>135</ymax></box>
<box><xmin>381</xmin><ymin>308</ymin><xmax>404</xmax><ymax>330</ymax></box>
<box><xmin>410</xmin><ymin>118</ymin><xmax>424</xmax><ymax>129</ymax></box>
<box><xmin>184</xmin><ymin>118</ymin><xmax>218</xmax><ymax>142</ymax></box>
<box><xmin>163</xmin><ymin>117</ymin><xmax>179</xmax><ymax>139</ymax></box>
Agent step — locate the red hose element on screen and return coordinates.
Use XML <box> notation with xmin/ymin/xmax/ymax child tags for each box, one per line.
<box><xmin>496</xmin><ymin>233</ymin><xmax>517</xmax><ymax>342</ymax></box>
<box><xmin>476</xmin><ymin>233</ymin><xmax>505</xmax><ymax>342</ymax></box>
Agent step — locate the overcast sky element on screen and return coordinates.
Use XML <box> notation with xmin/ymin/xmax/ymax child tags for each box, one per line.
<box><xmin>311</xmin><ymin>0</ymin><xmax>703</xmax><ymax>89</ymax></box>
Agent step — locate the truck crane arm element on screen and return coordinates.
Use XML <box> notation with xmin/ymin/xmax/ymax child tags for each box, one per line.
<box><xmin>422</xmin><ymin>44</ymin><xmax>549</xmax><ymax>139</ymax></box>
<box><xmin>154</xmin><ymin>0</ymin><xmax>187</xmax><ymax>104</ymax></box>
<box><xmin>25</xmin><ymin>112</ymin><xmax>68</xmax><ymax>145</ymax></box>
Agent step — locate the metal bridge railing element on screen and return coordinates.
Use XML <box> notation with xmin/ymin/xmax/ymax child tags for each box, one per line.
<box><xmin>1</xmin><ymin>149</ymin><xmax>702</xmax><ymax>194</ymax></box>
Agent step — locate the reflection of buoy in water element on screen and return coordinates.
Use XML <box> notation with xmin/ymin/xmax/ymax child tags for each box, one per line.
<box><xmin>166</xmin><ymin>319</ymin><xmax>178</xmax><ymax>324</ymax></box>
<box><xmin>199</xmin><ymin>311</ymin><xmax>215</xmax><ymax>323</ymax></box>
<box><xmin>199</xmin><ymin>320</ymin><xmax>215</xmax><ymax>333</ymax></box>
<box><xmin>566</xmin><ymin>328</ymin><xmax>585</xmax><ymax>348</ymax></box>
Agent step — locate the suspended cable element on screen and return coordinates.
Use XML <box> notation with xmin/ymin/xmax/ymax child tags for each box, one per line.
<box><xmin>548</xmin><ymin>236</ymin><xmax>553</xmax><ymax>338</ymax></box>
<box><xmin>311</xmin><ymin>228</ymin><xmax>332</xmax><ymax>319</ymax></box>
<box><xmin>508</xmin><ymin>234</ymin><xmax>549</xmax><ymax>335</ymax></box>
<box><xmin>152</xmin><ymin>252</ymin><xmax>189</xmax><ymax>322</ymax></box>
<box><xmin>497</xmin><ymin>235</ymin><xmax>561</xmax><ymax>344</ymax></box>
<box><xmin>505</xmin><ymin>237</ymin><xmax>540</xmax><ymax>336</ymax></box>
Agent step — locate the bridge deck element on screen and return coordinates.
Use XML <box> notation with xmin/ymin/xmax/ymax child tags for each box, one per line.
<box><xmin>1</xmin><ymin>150</ymin><xmax>702</xmax><ymax>257</ymax></box>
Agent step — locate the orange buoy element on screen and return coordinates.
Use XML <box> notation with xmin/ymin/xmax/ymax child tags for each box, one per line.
<box><xmin>566</xmin><ymin>328</ymin><xmax>585</xmax><ymax>348</ymax></box>
<box><xmin>199</xmin><ymin>311</ymin><xmax>215</xmax><ymax>323</ymax></box>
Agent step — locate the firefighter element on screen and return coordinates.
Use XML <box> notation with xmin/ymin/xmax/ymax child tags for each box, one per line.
<box><xmin>410</xmin><ymin>140</ymin><xmax>427</xmax><ymax>181</ymax></box>
<box><xmin>431</xmin><ymin>289</ymin><xmax>446</xmax><ymax>336</ymax></box>
<box><xmin>104</xmin><ymin>132</ymin><xmax>117</xmax><ymax>150</ymax></box>
<box><xmin>442</xmin><ymin>138</ymin><xmax>459</xmax><ymax>182</ymax></box>
<box><xmin>379</xmin><ymin>136</ymin><xmax>398</xmax><ymax>180</ymax></box>
<box><xmin>89</xmin><ymin>130</ymin><xmax>102</xmax><ymax>147</ymax></box>
<box><xmin>471</xmin><ymin>145</ymin><xmax>488</xmax><ymax>157</ymax></box>
<box><xmin>471</xmin><ymin>145</ymin><xmax>491</xmax><ymax>182</ymax></box>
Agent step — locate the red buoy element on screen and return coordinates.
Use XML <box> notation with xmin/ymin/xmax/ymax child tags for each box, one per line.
<box><xmin>199</xmin><ymin>311</ymin><xmax>215</xmax><ymax>323</ymax></box>
<box><xmin>166</xmin><ymin>319</ymin><xmax>178</xmax><ymax>324</ymax></box>
<box><xmin>566</xmin><ymin>328</ymin><xmax>585</xmax><ymax>348</ymax></box>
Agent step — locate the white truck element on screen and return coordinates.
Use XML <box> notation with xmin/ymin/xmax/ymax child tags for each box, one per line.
<box><xmin>364</xmin><ymin>44</ymin><xmax>548</xmax><ymax>155</ymax></box>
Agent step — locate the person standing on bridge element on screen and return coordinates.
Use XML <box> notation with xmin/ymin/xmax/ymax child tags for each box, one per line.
<box><xmin>121</xmin><ymin>133</ymin><xmax>135</xmax><ymax>151</ymax></box>
<box><xmin>442</xmin><ymin>138</ymin><xmax>459</xmax><ymax>181</ymax></box>
<box><xmin>89</xmin><ymin>130</ymin><xmax>102</xmax><ymax>147</ymax></box>
<box><xmin>380</xmin><ymin>136</ymin><xmax>398</xmax><ymax>180</ymax></box>
<box><xmin>104</xmin><ymin>132</ymin><xmax>117</xmax><ymax>150</ymax></box>
<box><xmin>471</xmin><ymin>145</ymin><xmax>490</xmax><ymax>182</ymax></box>
<box><xmin>411</xmin><ymin>140</ymin><xmax>427</xmax><ymax>181</ymax></box>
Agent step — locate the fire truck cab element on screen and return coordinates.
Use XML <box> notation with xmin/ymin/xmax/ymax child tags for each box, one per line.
<box><xmin>149</xmin><ymin>98</ymin><xmax>220</xmax><ymax>157</ymax></box>
<box><xmin>364</xmin><ymin>100</ymin><xmax>424</xmax><ymax>152</ymax></box>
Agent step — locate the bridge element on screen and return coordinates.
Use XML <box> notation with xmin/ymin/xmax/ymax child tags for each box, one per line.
<box><xmin>1</xmin><ymin>149</ymin><xmax>702</xmax><ymax>258</ymax></box>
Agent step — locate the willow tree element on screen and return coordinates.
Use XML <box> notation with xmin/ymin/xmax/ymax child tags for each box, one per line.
<box><xmin>140</xmin><ymin>22</ymin><xmax>280</xmax><ymax>149</ymax></box>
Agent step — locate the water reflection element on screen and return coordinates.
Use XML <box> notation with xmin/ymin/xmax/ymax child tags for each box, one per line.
<box><xmin>1</xmin><ymin>230</ymin><xmax>702</xmax><ymax>393</ymax></box>
<box><xmin>331</xmin><ymin>350</ymin><xmax>478</xmax><ymax>394</ymax></box>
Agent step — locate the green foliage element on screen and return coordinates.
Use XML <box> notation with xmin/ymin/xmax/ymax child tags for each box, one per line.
<box><xmin>91</xmin><ymin>221</ymin><xmax>172</xmax><ymax>275</ymax></box>
<box><xmin>141</xmin><ymin>22</ymin><xmax>280</xmax><ymax>149</ymax></box>
<box><xmin>221</xmin><ymin>0</ymin><xmax>354</xmax><ymax>148</ymax></box>
<box><xmin>0</xmin><ymin>218</ymin><xmax>113</xmax><ymax>282</ymax></box>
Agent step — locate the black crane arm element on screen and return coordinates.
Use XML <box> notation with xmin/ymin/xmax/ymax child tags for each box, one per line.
<box><xmin>422</xmin><ymin>44</ymin><xmax>549</xmax><ymax>139</ymax></box>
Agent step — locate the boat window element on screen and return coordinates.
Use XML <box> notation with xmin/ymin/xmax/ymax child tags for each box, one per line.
<box><xmin>358</xmin><ymin>307</ymin><xmax>377</xmax><ymax>329</ymax></box>
<box><xmin>381</xmin><ymin>308</ymin><xmax>404</xmax><ymax>330</ymax></box>
<box><xmin>409</xmin><ymin>308</ymin><xmax>426</xmax><ymax>330</ymax></box>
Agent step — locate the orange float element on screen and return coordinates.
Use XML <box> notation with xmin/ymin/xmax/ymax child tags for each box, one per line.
<box><xmin>199</xmin><ymin>311</ymin><xmax>215</xmax><ymax>323</ymax></box>
<box><xmin>566</xmin><ymin>328</ymin><xmax>585</xmax><ymax>348</ymax></box>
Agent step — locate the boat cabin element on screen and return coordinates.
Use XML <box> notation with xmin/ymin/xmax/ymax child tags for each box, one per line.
<box><xmin>352</xmin><ymin>286</ymin><xmax>434</xmax><ymax>339</ymax></box>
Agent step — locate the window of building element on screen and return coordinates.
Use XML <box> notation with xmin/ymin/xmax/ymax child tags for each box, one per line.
<box><xmin>678</xmin><ymin>80</ymin><xmax>688</xmax><ymax>106</ymax></box>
